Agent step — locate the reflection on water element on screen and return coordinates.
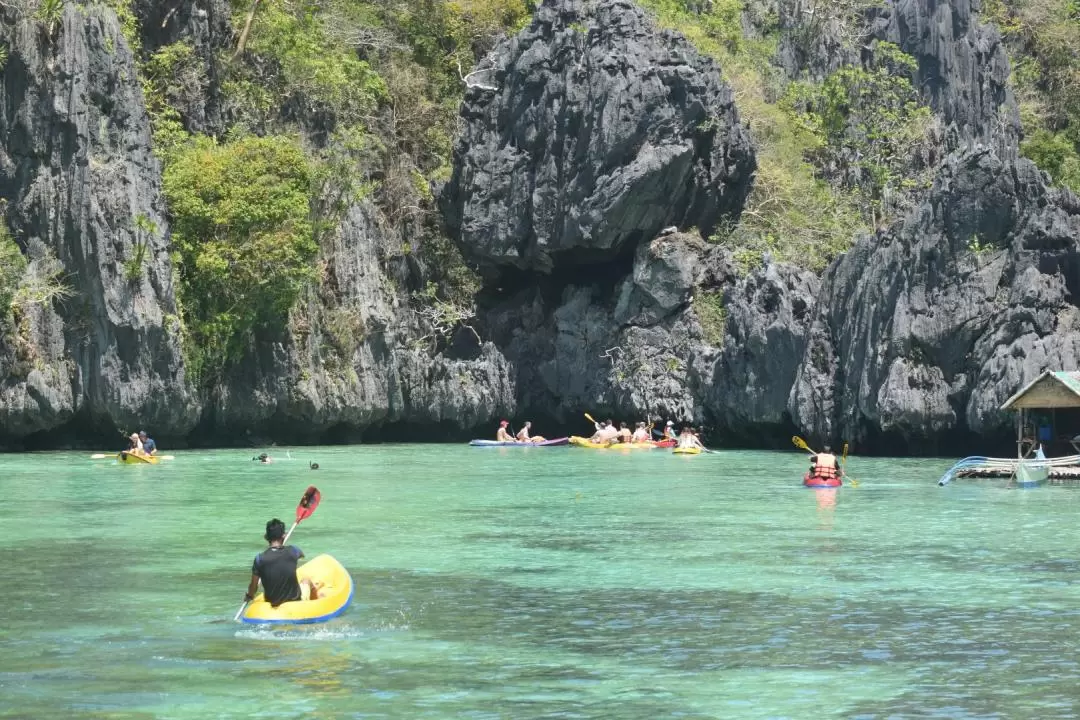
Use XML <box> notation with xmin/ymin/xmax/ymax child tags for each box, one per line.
<box><xmin>3</xmin><ymin>447</ymin><xmax>1080</xmax><ymax>718</ymax></box>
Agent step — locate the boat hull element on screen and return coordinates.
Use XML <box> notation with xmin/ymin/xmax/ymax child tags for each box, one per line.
<box><xmin>569</xmin><ymin>436</ymin><xmax>671</xmax><ymax>449</ymax></box>
<box><xmin>469</xmin><ymin>437</ymin><xmax>569</xmax><ymax>447</ymax></box>
<box><xmin>672</xmin><ymin>447</ymin><xmax>702</xmax><ymax>456</ymax></box>
<box><xmin>117</xmin><ymin>451</ymin><xmax>159</xmax><ymax>465</ymax></box>
<box><xmin>241</xmin><ymin>554</ymin><xmax>353</xmax><ymax>625</ymax></box>
<box><xmin>1016</xmin><ymin>461</ymin><xmax>1050</xmax><ymax>489</ymax></box>
<box><xmin>803</xmin><ymin>473</ymin><xmax>841</xmax><ymax>488</ymax></box>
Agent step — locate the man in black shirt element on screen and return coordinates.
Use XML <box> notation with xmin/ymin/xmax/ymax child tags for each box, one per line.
<box><xmin>244</xmin><ymin>518</ymin><xmax>316</xmax><ymax>607</ymax></box>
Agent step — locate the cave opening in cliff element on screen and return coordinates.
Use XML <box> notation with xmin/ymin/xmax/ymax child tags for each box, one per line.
<box><xmin>472</xmin><ymin>240</ymin><xmax>640</xmax><ymax>345</ymax></box>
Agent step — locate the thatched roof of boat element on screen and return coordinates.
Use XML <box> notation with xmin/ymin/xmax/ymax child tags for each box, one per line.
<box><xmin>1001</xmin><ymin>370</ymin><xmax>1080</xmax><ymax>410</ymax></box>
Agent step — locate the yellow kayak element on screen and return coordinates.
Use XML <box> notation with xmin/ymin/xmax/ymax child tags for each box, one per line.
<box><xmin>117</xmin><ymin>451</ymin><xmax>159</xmax><ymax>464</ymax></box>
<box><xmin>241</xmin><ymin>554</ymin><xmax>354</xmax><ymax>625</ymax></box>
<box><xmin>672</xmin><ymin>447</ymin><xmax>702</xmax><ymax>455</ymax></box>
<box><xmin>569</xmin><ymin>436</ymin><xmax>667</xmax><ymax>449</ymax></box>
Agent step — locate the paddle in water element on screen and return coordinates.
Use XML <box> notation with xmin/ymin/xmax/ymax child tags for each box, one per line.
<box><xmin>841</xmin><ymin>442</ymin><xmax>860</xmax><ymax>487</ymax></box>
<box><xmin>233</xmin><ymin>485</ymin><xmax>322</xmax><ymax>622</ymax></box>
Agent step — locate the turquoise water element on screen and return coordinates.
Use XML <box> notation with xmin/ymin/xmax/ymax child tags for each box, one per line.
<box><xmin>3</xmin><ymin>446</ymin><xmax>1080</xmax><ymax>718</ymax></box>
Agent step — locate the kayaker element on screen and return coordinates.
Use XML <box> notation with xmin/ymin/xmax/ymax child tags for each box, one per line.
<box><xmin>662</xmin><ymin>421</ymin><xmax>676</xmax><ymax>441</ymax></box>
<box><xmin>590</xmin><ymin>419</ymin><xmax>618</xmax><ymax>444</ymax></box>
<box><xmin>676</xmin><ymin>427</ymin><xmax>705</xmax><ymax>451</ymax></box>
<box><xmin>125</xmin><ymin>433</ymin><xmax>146</xmax><ymax>456</ymax></box>
<box><xmin>244</xmin><ymin>518</ymin><xmax>318</xmax><ymax>608</ymax></box>
<box><xmin>631</xmin><ymin>422</ymin><xmax>650</xmax><ymax>443</ymax></box>
<box><xmin>496</xmin><ymin>420</ymin><xmax>514</xmax><ymax>442</ymax></box>
<box><xmin>615</xmin><ymin>422</ymin><xmax>632</xmax><ymax>443</ymax></box>
<box><xmin>516</xmin><ymin>421</ymin><xmax>546</xmax><ymax>443</ymax></box>
<box><xmin>810</xmin><ymin>445</ymin><xmax>839</xmax><ymax>482</ymax></box>
<box><xmin>138</xmin><ymin>430</ymin><xmax>156</xmax><ymax>455</ymax></box>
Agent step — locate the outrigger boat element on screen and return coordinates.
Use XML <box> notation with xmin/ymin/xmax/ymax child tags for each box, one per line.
<box><xmin>939</xmin><ymin>370</ymin><xmax>1080</xmax><ymax>488</ymax></box>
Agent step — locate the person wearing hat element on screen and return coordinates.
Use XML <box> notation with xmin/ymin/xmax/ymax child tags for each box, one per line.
<box><xmin>138</xmin><ymin>430</ymin><xmax>157</xmax><ymax>456</ymax></box>
<box><xmin>662</xmin><ymin>421</ymin><xmax>677</xmax><ymax>441</ymax></box>
<box><xmin>496</xmin><ymin>420</ymin><xmax>514</xmax><ymax>442</ymax></box>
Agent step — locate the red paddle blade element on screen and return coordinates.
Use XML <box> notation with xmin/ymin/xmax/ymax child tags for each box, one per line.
<box><xmin>296</xmin><ymin>486</ymin><xmax>320</xmax><ymax>523</ymax></box>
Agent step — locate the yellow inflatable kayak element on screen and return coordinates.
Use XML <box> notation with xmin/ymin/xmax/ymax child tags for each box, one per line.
<box><xmin>672</xmin><ymin>447</ymin><xmax>702</xmax><ymax>455</ymax></box>
<box><xmin>569</xmin><ymin>436</ymin><xmax>668</xmax><ymax>449</ymax></box>
<box><xmin>241</xmin><ymin>554</ymin><xmax>353</xmax><ymax>625</ymax></box>
<box><xmin>117</xmin><ymin>451</ymin><xmax>159</xmax><ymax>464</ymax></box>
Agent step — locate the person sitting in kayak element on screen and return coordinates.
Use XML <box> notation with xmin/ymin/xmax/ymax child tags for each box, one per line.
<box><xmin>138</xmin><ymin>430</ymin><xmax>156</xmax><ymax>456</ymax></box>
<box><xmin>810</xmin><ymin>446</ymin><xmax>839</xmax><ymax>481</ymax></box>
<box><xmin>124</xmin><ymin>433</ymin><xmax>147</xmax><ymax>457</ymax></box>
<box><xmin>662</xmin><ymin>421</ymin><xmax>676</xmax><ymax>441</ymax></box>
<box><xmin>631</xmin><ymin>422</ymin><xmax>650</xmax><ymax>443</ymax></box>
<box><xmin>615</xmin><ymin>422</ymin><xmax>633</xmax><ymax>444</ymax></box>
<box><xmin>590</xmin><ymin>419</ymin><xmax>618</xmax><ymax>444</ymax></box>
<box><xmin>677</xmin><ymin>427</ymin><xmax>705</xmax><ymax>450</ymax></box>
<box><xmin>516</xmin><ymin>421</ymin><xmax>546</xmax><ymax>443</ymax></box>
<box><xmin>245</xmin><ymin>518</ymin><xmax>318</xmax><ymax>608</ymax></box>
<box><xmin>497</xmin><ymin>420</ymin><xmax>514</xmax><ymax>442</ymax></box>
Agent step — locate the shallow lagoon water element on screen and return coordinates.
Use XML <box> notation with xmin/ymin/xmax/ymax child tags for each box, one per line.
<box><xmin>3</xmin><ymin>446</ymin><xmax>1080</xmax><ymax>718</ymax></box>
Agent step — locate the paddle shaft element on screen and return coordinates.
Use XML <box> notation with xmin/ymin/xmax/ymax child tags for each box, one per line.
<box><xmin>234</xmin><ymin>519</ymin><xmax>302</xmax><ymax>622</ymax></box>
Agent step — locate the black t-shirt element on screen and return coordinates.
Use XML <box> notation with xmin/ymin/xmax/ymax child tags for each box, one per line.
<box><xmin>252</xmin><ymin>545</ymin><xmax>302</xmax><ymax>606</ymax></box>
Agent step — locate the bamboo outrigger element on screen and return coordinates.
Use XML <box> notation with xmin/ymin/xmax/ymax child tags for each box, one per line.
<box><xmin>938</xmin><ymin>371</ymin><xmax>1080</xmax><ymax>487</ymax></box>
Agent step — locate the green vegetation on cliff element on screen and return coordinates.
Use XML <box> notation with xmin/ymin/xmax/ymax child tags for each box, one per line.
<box><xmin>982</xmin><ymin>0</ymin><xmax>1080</xmax><ymax>192</ymax></box>
<box><xmin>638</xmin><ymin>1</ymin><xmax>932</xmax><ymax>271</ymax></box>
<box><xmin>142</xmin><ymin>0</ymin><xmax>533</xmax><ymax>382</ymax></box>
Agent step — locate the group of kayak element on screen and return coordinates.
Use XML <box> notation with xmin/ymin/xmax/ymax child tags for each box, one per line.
<box><xmin>471</xmin><ymin>417</ymin><xmax>711</xmax><ymax>454</ymax></box>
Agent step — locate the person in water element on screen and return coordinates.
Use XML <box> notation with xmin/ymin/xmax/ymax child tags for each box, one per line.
<box><xmin>244</xmin><ymin>518</ymin><xmax>318</xmax><ymax>607</ymax></box>
<box><xmin>662</xmin><ymin>421</ymin><xmax>677</xmax><ymax>441</ymax></box>
<box><xmin>138</xmin><ymin>430</ymin><xmax>157</xmax><ymax>455</ymax></box>
<box><xmin>810</xmin><ymin>445</ymin><xmax>838</xmax><ymax>481</ymax></box>
<box><xmin>516</xmin><ymin>421</ymin><xmax>546</xmax><ymax>443</ymax></box>
<box><xmin>631</xmin><ymin>422</ymin><xmax>651</xmax><ymax>443</ymax></box>
<box><xmin>253</xmin><ymin>453</ymin><xmax>272</xmax><ymax>464</ymax></box>
<box><xmin>496</xmin><ymin>420</ymin><xmax>514</xmax><ymax>442</ymax></box>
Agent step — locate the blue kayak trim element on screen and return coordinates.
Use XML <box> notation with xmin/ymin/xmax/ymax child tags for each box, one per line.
<box><xmin>240</xmin><ymin>580</ymin><xmax>354</xmax><ymax>625</ymax></box>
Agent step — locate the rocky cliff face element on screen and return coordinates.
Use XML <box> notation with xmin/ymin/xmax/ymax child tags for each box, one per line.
<box><xmin>443</xmin><ymin>0</ymin><xmax>755</xmax><ymax>275</ymax></box>
<box><xmin>873</xmin><ymin>0</ymin><xmax>1020</xmax><ymax>158</ymax></box>
<box><xmin>0</xmin><ymin>5</ymin><xmax>198</xmax><ymax>446</ymax></box>
<box><xmin>790</xmin><ymin>151</ymin><xmax>1080</xmax><ymax>452</ymax></box>
<box><xmin>0</xmin><ymin>0</ymin><xmax>1073</xmax><ymax>452</ymax></box>
<box><xmin>202</xmin><ymin>202</ymin><xmax>517</xmax><ymax>443</ymax></box>
<box><xmin>443</xmin><ymin>0</ymin><xmax>816</xmax><ymax>435</ymax></box>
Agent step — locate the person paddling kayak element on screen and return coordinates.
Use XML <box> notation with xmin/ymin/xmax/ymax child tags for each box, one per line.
<box><xmin>631</xmin><ymin>422</ymin><xmax>650</xmax><ymax>443</ymax></box>
<box><xmin>662</xmin><ymin>421</ymin><xmax>676</xmax><ymax>441</ymax></box>
<box><xmin>590</xmin><ymin>419</ymin><xmax>618</xmax><ymax>444</ymax></box>
<box><xmin>809</xmin><ymin>445</ymin><xmax>839</xmax><ymax>483</ymax></box>
<box><xmin>677</xmin><ymin>427</ymin><xmax>705</xmax><ymax>451</ymax></box>
<box><xmin>244</xmin><ymin>518</ymin><xmax>318</xmax><ymax>608</ymax></box>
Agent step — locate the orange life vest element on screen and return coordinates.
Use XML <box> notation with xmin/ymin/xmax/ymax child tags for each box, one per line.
<box><xmin>814</xmin><ymin>453</ymin><xmax>838</xmax><ymax>479</ymax></box>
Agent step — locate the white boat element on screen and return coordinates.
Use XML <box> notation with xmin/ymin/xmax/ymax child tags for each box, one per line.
<box><xmin>939</xmin><ymin>369</ymin><xmax>1080</xmax><ymax>488</ymax></box>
